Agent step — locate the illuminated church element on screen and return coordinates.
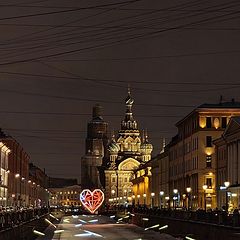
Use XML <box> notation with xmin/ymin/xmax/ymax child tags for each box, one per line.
<box><xmin>104</xmin><ymin>89</ymin><xmax>153</xmax><ymax>202</ymax></box>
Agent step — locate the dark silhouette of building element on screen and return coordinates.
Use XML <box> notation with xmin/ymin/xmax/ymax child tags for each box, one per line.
<box><xmin>81</xmin><ymin>104</ymin><xmax>109</xmax><ymax>189</ymax></box>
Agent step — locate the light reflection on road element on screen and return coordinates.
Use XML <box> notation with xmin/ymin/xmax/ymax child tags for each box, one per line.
<box><xmin>52</xmin><ymin>214</ymin><xmax>177</xmax><ymax>240</ymax></box>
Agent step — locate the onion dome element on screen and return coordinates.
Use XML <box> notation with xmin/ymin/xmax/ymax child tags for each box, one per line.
<box><xmin>108</xmin><ymin>134</ymin><xmax>120</xmax><ymax>153</ymax></box>
<box><xmin>140</xmin><ymin>131</ymin><xmax>153</xmax><ymax>152</ymax></box>
<box><xmin>121</xmin><ymin>87</ymin><xmax>138</xmax><ymax>130</ymax></box>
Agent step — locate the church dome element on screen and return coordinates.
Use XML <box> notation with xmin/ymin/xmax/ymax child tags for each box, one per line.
<box><xmin>140</xmin><ymin>142</ymin><xmax>153</xmax><ymax>151</ymax></box>
<box><xmin>108</xmin><ymin>135</ymin><xmax>120</xmax><ymax>153</ymax></box>
<box><xmin>140</xmin><ymin>131</ymin><xmax>153</xmax><ymax>153</ymax></box>
<box><xmin>125</xmin><ymin>94</ymin><xmax>134</xmax><ymax>105</ymax></box>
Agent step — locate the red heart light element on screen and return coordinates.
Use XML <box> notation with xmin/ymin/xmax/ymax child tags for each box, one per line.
<box><xmin>80</xmin><ymin>189</ymin><xmax>104</xmax><ymax>214</ymax></box>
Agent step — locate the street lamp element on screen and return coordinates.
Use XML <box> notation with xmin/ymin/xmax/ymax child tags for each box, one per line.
<box><xmin>186</xmin><ymin>187</ymin><xmax>192</xmax><ymax>210</ymax></box>
<box><xmin>137</xmin><ymin>195</ymin><xmax>140</xmax><ymax>206</ymax></box>
<box><xmin>143</xmin><ymin>193</ymin><xmax>147</xmax><ymax>206</ymax></box>
<box><xmin>151</xmin><ymin>193</ymin><xmax>155</xmax><ymax>208</ymax></box>
<box><xmin>159</xmin><ymin>191</ymin><xmax>164</xmax><ymax>209</ymax></box>
<box><xmin>15</xmin><ymin>173</ymin><xmax>21</xmax><ymax>207</ymax></box>
<box><xmin>224</xmin><ymin>181</ymin><xmax>230</xmax><ymax>213</ymax></box>
<box><xmin>202</xmin><ymin>185</ymin><xmax>208</xmax><ymax>211</ymax></box>
<box><xmin>173</xmin><ymin>189</ymin><xmax>178</xmax><ymax>209</ymax></box>
<box><xmin>132</xmin><ymin>195</ymin><xmax>135</xmax><ymax>206</ymax></box>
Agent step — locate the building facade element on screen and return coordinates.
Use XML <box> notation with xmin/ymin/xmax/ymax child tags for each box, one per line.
<box><xmin>81</xmin><ymin>104</ymin><xmax>108</xmax><ymax>189</ymax></box>
<box><xmin>0</xmin><ymin>142</ymin><xmax>11</xmax><ymax>207</ymax></box>
<box><xmin>28</xmin><ymin>163</ymin><xmax>49</xmax><ymax>207</ymax></box>
<box><xmin>49</xmin><ymin>185</ymin><xmax>82</xmax><ymax>207</ymax></box>
<box><xmin>105</xmin><ymin>89</ymin><xmax>153</xmax><ymax>204</ymax></box>
<box><xmin>167</xmin><ymin>101</ymin><xmax>240</xmax><ymax>210</ymax></box>
<box><xmin>0</xmin><ymin>132</ymin><xmax>30</xmax><ymax>207</ymax></box>
<box><xmin>214</xmin><ymin>117</ymin><xmax>240</xmax><ymax>212</ymax></box>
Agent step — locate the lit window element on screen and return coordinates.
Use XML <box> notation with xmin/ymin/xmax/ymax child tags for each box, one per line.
<box><xmin>206</xmin><ymin>178</ymin><xmax>212</xmax><ymax>188</ymax></box>
<box><xmin>206</xmin><ymin>155</ymin><xmax>212</xmax><ymax>168</ymax></box>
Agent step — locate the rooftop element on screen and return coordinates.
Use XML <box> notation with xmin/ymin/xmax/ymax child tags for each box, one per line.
<box><xmin>199</xmin><ymin>100</ymin><xmax>240</xmax><ymax>109</ymax></box>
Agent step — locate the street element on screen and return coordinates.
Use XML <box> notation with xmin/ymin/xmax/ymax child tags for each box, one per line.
<box><xmin>50</xmin><ymin>214</ymin><xmax>177</xmax><ymax>240</ymax></box>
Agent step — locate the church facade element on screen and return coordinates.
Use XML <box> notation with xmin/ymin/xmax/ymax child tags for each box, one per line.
<box><xmin>104</xmin><ymin>89</ymin><xmax>153</xmax><ymax>203</ymax></box>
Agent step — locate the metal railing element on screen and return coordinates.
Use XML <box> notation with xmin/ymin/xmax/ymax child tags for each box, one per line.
<box><xmin>0</xmin><ymin>207</ymin><xmax>49</xmax><ymax>231</ymax></box>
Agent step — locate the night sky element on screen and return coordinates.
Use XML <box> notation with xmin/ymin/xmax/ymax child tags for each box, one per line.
<box><xmin>0</xmin><ymin>0</ymin><xmax>240</xmax><ymax>182</ymax></box>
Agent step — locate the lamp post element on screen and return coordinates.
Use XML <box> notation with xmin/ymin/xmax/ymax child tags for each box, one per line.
<box><xmin>159</xmin><ymin>191</ymin><xmax>164</xmax><ymax>209</ymax></box>
<box><xmin>111</xmin><ymin>190</ymin><xmax>115</xmax><ymax>207</ymax></box>
<box><xmin>15</xmin><ymin>173</ymin><xmax>20</xmax><ymax>207</ymax></box>
<box><xmin>132</xmin><ymin>195</ymin><xmax>135</xmax><ymax>206</ymax></box>
<box><xmin>186</xmin><ymin>187</ymin><xmax>192</xmax><ymax>210</ymax></box>
<box><xmin>202</xmin><ymin>185</ymin><xmax>208</xmax><ymax>211</ymax></box>
<box><xmin>173</xmin><ymin>189</ymin><xmax>178</xmax><ymax>209</ymax></box>
<box><xmin>224</xmin><ymin>181</ymin><xmax>230</xmax><ymax>213</ymax></box>
<box><xmin>143</xmin><ymin>193</ymin><xmax>146</xmax><ymax>206</ymax></box>
<box><xmin>137</xmin><ymin>195</ymin><xmax>140</xmax><ymax>206</ymax></box>
<box><xmin>151</xmin><ymin>193</ymin><xmax>155</xmax><ymax>208</ymax></box>
<box><xmin>165</xmin><ymin>196</ymin><xmax>170</xmax><ymax>209</ymax></box>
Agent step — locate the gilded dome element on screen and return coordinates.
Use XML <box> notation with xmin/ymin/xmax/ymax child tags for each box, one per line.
<box><xmin>108</xmin><ymin>135</ymin><xmax>120</xmax><ymax>153</ymax></box>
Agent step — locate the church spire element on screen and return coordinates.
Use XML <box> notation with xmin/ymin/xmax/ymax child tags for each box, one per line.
<box><xmin>121</xmin><ymin>86</ymin><xmax>138</xmax><ymax>130</ymax></box>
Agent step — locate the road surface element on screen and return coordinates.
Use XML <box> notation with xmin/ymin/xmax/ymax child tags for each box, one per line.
<box><xmin>50</xmin><ymin>214</ymin><xmax>177</xmax><ymax>240</ymax></box>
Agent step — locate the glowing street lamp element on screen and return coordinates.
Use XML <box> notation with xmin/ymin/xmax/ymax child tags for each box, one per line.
<box><xmin>202</xmin><ymin>185</ymin><xmax>208</xmax><ymax>211</ymax></box>
<box><xmin>173</xmin><ymin>189</ymin><xmax>178</xmax><ymax>209</ymax></box>
<box><xmin>224</xmin><ymin>181</ymin><xmax>230</xmax><ymax>213</ymax></box>
<box><xmin>143</xmin><ymin>193</ymin><xmax>147</xmax><ymax>206</ymax></box>
<box><xmin>159</xmin><ymin>191</ymin><xmax>164</xmax><ymax>209</ymax></box>
<box><xmin>186</xmin><ymin>187</ymin><xmax>192</xmax><ymax>210</ymax></box>
<box><xmin>151</xmin><ymin>193</ymin><xmax>155</xmax><ymax>208</ymax></box>
<box><xmin>137</xmin><ymin>195</ymin><xmax>140</xmax><ymax>206</ymax></box>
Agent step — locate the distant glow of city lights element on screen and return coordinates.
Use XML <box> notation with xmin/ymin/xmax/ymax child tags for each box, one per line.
<box><xmin>142</xmin><ymin>218</ymin><xmax>149</xmax><ymax>221</ymax></box>
<box><xmin>110</xmin><ymin>215</ymin><xmax>115</xmax><ymax>219</ymax></box>
<box><xmin>15</xmin><ymin>173</ymin><xmax>20</xmax><ymax>178</ymax></box>
<box><xmin>80</xmin><ymin>189</ymin><xmax>104</xmax><ymax>214</ymax></box>
<box><xmin>224</xmin><ymin>181</ymin><xmax>230</xmax><ymax>188</ymax></box>
<box><xmin>173</xmin><ymin>189</ymin><xmax>178</xmax><ymax>194</ymax></box>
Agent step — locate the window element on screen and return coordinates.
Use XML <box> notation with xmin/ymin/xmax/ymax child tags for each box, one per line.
<box><xmin>112</xmin><ymin>177</ymin><xmax>116</xmax><ymax>183</ymax></box>
<box><xmin>206</xmin><ymin>178</ymin><xmax>212</xmax><ymax>188</ymax></box>
<box><xmin>206</xmin><ymin>117</ymin><xmax>211</xmax><ymax>128</ymax></box>
<box><xmin>206</xmin><ymin>136</ymin><xmax>212</xmax><ymax>147</ymax></box>
<box><xmin>222</xmin><ymin>117</ymin><xmax>227</xmax><ymax>128</ymax></box>
<box><xmin>206</xmin><ymin>155</ymin><xmax>212</xmax><ymax>168</ymax></box>
<box><xmin>124</xmin><ymin>177</ymin><xmax>128</xmax><ymax>182</ymax></box>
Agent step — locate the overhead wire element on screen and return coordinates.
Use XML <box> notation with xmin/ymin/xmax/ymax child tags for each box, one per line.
<box><xmin>0</xmin><ymin>1</ymin><xmax>240</xmax><ymax>66</ymax></box>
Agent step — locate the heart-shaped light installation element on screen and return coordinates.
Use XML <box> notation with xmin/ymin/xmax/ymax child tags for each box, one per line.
<box><xmin>80</xmin><ymin>189</ymin><xmax>104</xmax><ymax>214</ymax></box>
